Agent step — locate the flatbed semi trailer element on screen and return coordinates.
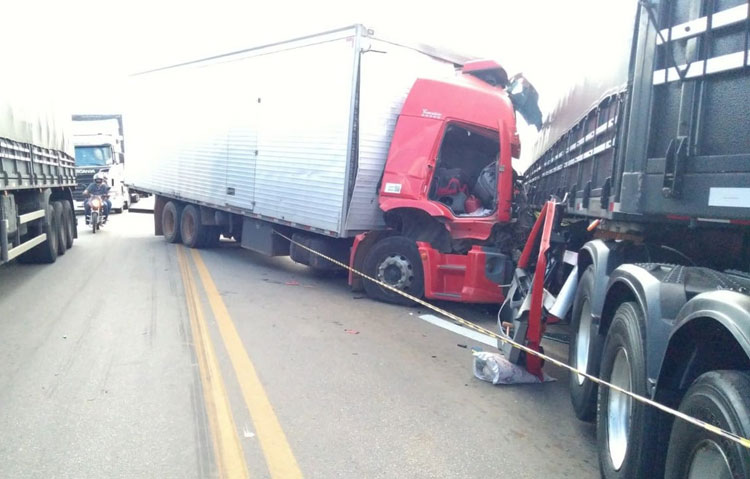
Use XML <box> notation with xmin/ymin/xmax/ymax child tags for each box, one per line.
<box><xmin>508</xmin><ymin>1</ymin><xmax>750</xmax><ymax>477</ymax></box>
<box><xmin>1</xmin><ymin>90</ymin><xmax>77</xmax><ymax>265</ymax></box>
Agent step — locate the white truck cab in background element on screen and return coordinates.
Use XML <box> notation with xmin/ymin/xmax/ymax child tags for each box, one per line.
<box><xmin>72</xmin><ymin>114</ymin><xmax>132</xmax><ymax>213</ymax></box>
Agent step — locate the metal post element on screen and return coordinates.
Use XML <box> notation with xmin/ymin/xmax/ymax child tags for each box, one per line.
<box><xmin>525</xmin><ymin>202</ymin><xmax>558</xmax><ymax>379</ymax></box>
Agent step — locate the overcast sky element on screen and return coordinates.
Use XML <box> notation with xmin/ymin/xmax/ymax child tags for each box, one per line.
<box><xmin>2</xmin><ymin>0</ymin><xmax>621</xmax><ymax>169</ymax></box>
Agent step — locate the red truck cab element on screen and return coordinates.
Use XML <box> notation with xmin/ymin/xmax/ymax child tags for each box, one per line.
<box><xmin>379</xmin><ymin>61</ymin><xmax>520</xmax><ymax>240</ymax></box>
<box><xmin>351</xmin><ymin>61</ymin><xmax>535</xmax><ymax>305</ymax></box>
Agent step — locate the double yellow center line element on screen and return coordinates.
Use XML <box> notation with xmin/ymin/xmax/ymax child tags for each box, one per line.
<box><xmin>177</xmin><ymin>245</ymin><xmax>302</xmax><ymax>479</ymax></box>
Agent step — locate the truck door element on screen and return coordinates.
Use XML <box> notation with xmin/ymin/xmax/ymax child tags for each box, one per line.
<box><xmin>224</xmin><ymin>62</ymin><xmax>258</xmax><ymax>211</ymax></box>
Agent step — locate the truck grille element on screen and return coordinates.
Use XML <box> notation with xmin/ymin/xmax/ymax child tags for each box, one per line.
<box><xmin>73</xmin><ymin>172</ymin><xmax>95</xmax><ymax>201</ymax></box>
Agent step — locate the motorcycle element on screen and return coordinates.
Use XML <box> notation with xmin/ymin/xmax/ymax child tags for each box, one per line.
<box><xmin>88</xmin><ymin>195</ymin><xmax>108</xmax><ymax>233</ymax></box>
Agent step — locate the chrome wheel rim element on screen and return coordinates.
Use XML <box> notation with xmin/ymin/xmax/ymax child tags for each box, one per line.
<box><xmin>687</xmin><ymin>440</ymin><xmax>732</xmax><ymax>479</ymax></box>
<box><xmin>607</xmin><ymin>347</ymin><xmax>632</xmax><ymax>471</ymax></box>
<box><xmin>377</xmin><ymin>255</ymin><xmax>413</xmax><ymax>290</ymax></box>
<box><xmin>576</xmin><ymin>298</ymin><xmax>592</xmax><ymax>385</ymax></box>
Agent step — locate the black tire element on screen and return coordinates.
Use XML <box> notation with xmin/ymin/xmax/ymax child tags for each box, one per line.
<box><xmin>569</xmin><ymin>265</ymin><xmax>604</xmax><ymax>421</ymax></box>
<box><xmin>62</xmin><ymin>200</ymin><xmax>75</xmax><ymax>249</ymax></box>
<box><xmin>362</xmin><ymin>236</ymin><xmax>424</xmax><ymax>305</ymax></box>
<box><xmin>92</xmin><ymin>212</ymin><xmax>99</xmax><ymax>234</ymax></box>
<box><xmin>309</xmin><ymin>267</ymin><xmax>346</xmax><ymax>278</ymax></box>
<box><xmin>52</xmin><ymin>201</ymin><xmax>66</xmax><ymax>255</ymax></box>
<box><xmin>162</xmin><ymin>201</ymin><xmax>183</xmax><ymax>244</ymax></box>
<box><xmin>597</xmin><ymin>301</ymin><xmax>660</xmax><ymax>478</ymax></box>
<box><xmin>20</xmin><ymin>204</ymin><xmax>58</xmax><ymax>263</ymax></box>
<box><xmin>180</xmin><ymin>205</ymin><xmax>206</xmax><ymax>249</ymax></box>
<box><xmin>203</xmin><ymin>226</ymin><xmax>221</xmax><ymax>249</ymax></box>
<box><xmin>665</xmin><ymin>371</ymin><xmax>750</xmax><ymax>479</ymax></box>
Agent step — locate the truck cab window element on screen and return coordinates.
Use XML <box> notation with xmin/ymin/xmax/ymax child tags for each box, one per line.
<box><xmin>429</xmin><ymin>124</ymin><xmax>500</xmax><ymax>217</ymax></box>
<box><xmin>74</xmin><ymin>146</ymin><xmax>112</xmax><ymax>167</ymax></box>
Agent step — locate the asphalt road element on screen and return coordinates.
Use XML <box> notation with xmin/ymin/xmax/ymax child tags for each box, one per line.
<box><xmin>0</xmin><ymin>209</ymin><xmax>598</xmax><ymax>478</ymax></box>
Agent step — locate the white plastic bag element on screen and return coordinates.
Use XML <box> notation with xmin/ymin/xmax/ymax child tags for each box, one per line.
<box><xmin>472</xmin><ymin>351</ymin><xmax>555</xmax><ymax>385</ymax></box>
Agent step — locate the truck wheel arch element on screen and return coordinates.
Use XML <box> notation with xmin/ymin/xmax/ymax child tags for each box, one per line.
<box><xmin>384</xmin><ymin>208</ymin><xmax>451</xmax><ymax>251</ymax></box>
<box><xmin>588</xmin><ymin>262</ymin><xmax>689</xmax><ymax>409</ymax></box>
<box><xmin>380</xmin><ymin>199</ymin><xmax>450</xmax><ymax>220</ymax></box>
<box><xmin>654</xmin><ymin>292</ymin><xmax>750</xmax><ymax>410</ymax></box>
<box><xmin>577</xmin><ymin>239</ymin><xmax>622</xmax><ymax>325</ymax></box>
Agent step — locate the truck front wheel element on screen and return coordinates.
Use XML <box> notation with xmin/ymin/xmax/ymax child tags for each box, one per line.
<box><xmin>162</xmin><ymin>201</ymin><xmax>183</xmax><ymax>243</ymax></box>
<box><xmin>362</xmin><ymin>236</ymin><xmax>424</xmax><ymax>305</ymax></box>
<box><xmin>665</xmin><ymin>370</ymin><xmax>750</xmax><ymax>479</ymax></box>
<box><xmin>597</xmin><ymin>301</ymin><xmax>659</xmax><ymax>478</ymax></box>
<box><xmin>569</xmin><ymin>265</ymin><xmax>604</xmax><ymax>421</ymax></box>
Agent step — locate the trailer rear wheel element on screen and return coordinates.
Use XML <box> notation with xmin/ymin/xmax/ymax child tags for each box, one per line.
<box><xmin>162</xmin><ymin>201</ymin><xmax>183</xmax><ymax>243</ymax></box>
<box><xmin>569</xmin><ymin>265</ymin><xmax>603</xmax><ymax>421</ymax></box>
<box><xmin>180</xmin><ymin>205</ymin><xmax>206</xmax><ymax>249</ymax></box>
<box><xmin>362</xmin><ymin>236</ymin><xmax>424</xmax><ymax>305</ymax></box>
<box><xmin>664</xmin><ymin>370</ymin><xmax>750</xmax><ymax>479</ymax></box>
<box><xmin>203</xmin><ymin>226</ymin><xmax>221</xmax><ymax>248</ymax></box>
<box><xmin>62</xmin><ymin>200</ymin><xmax>75</xmax><ymax>249</ymax></box>
<box><xmin>20</xmin><ymin>204</ymin><xmax>59</xmax><ymax>264</ymax></box>
<box><xmin>597</xmin><ymin>301</ymin><xmax>659</xmax><ymax>478</ymax></box>
<box><xmin>52</xmin><ymin>201</ymin><xmax>66</xmax><ymax>256</ymax></box>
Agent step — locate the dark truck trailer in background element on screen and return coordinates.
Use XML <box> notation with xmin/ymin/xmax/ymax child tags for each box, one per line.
<box><xmin>0</xmin><ymin>91</ymin><xmax>78</xmax><ymax>265</ymax></box>
<box><xmin>526</xmin><ymin>0</ymin><xmax>750</xmax><ymax>234</ymax></box>
<box><xmin>517</xmin><ymin>1</ymin><xmax>750</xmax><ymax>477</ymax></box>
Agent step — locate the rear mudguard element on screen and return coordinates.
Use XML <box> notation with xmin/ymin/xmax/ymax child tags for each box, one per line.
<box><xmin>599</xmin><ymin>264</ymin><xmax>750</xmax><ymax>397</ymax></box>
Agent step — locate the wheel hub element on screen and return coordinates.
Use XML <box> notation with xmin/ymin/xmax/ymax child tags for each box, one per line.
<box><xmin>607</xmin><ymin>347</ymin><xmax>632</xmax><ymax>471</ymax></box>
<box><xmin>377</xmin><ymin>255</ymin><xmax>414</xmax><ymax>290</ymax></box>
<box><xmin>688</xmin><ymin>440</ymin><xmax>733</xmax><ymax>479</ymax></box>
<box><xmin>576</xmin><ymin>298</ymin><xmax>592</xmax><ymax>385</ymax></box>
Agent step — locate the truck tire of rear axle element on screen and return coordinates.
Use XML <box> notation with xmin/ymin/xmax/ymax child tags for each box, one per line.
<box><xmin>162</xmin><ymin>201</ymin><xmax>184</xmax><ymax>244</ymax></box>
<box><xmin>569</xmin><ymin>265</ymin><xmax>604</xmax><ymax>421</ymax></box>
<box><xmin>62</xmin><ymin>200</ymin><xmax>75</xmax><ymax>249</ymax></box>
<box><xmin>203</xmin><ymin>226</ymin><xmax>222</xmax><ymax>248</ymax></box>
<box><xmin>180</xmin><ymin>205</ymin><xmax>207</xmax><ymax>249</ymax></box>
<box><xmin>362</xmin><ymin>236</ymin><xmax>424</xmax><ymax>305</ymax></box>
<box><xmin>664</xmin><ymin>370</ymin><xmax>750</xmax><ymax>479</ymax></box>
<box><xmin>20</xmin><ymin>204</ymin><xmax>59</xmax><ymax>264</ymax></box>
<box><xmin>52</xmin><ymin>201</ymin><xmax>66</xmax><ymax>256</ymax></box>
<box><xmin>596</xmin><ymin>301</ymin><xmax>659</xmax><ymax>478</ymax></box>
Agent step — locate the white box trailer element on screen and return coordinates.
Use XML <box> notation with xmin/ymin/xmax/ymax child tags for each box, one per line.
<box><xmin>125</xmin><ymin>25</ymin><xmax>468</xmax><ymax>237</ymax></box>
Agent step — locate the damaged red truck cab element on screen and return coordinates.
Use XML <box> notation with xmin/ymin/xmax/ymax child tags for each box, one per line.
<box><xmin>351</xmin><ymin>61</ymin><xmax>528</xmax><ymax>304</ymax></box>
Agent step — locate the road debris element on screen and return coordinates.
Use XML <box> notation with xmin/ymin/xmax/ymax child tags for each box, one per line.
<box><xmin>473</xmin><ymin>351</ymin><xmax>555</xmax><ymax>385</ymax></box>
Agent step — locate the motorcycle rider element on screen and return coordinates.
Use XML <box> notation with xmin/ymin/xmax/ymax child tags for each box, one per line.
<box><xmin>83</xmin><ymin>171</ymin><xmax>112</xmax><ymax>224</ymax></box>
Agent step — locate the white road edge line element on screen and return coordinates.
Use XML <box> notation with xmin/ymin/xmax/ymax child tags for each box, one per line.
<box><xmin>419</xmin><ymin>314</ymin><xmax>498</xmax><ymax>348</ymax></box>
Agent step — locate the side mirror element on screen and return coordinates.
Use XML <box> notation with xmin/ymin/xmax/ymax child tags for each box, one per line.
<box><xmin>508</xmin><ymin>74</ymin><xmax>542</xmax><ymax>131</ymax></box>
